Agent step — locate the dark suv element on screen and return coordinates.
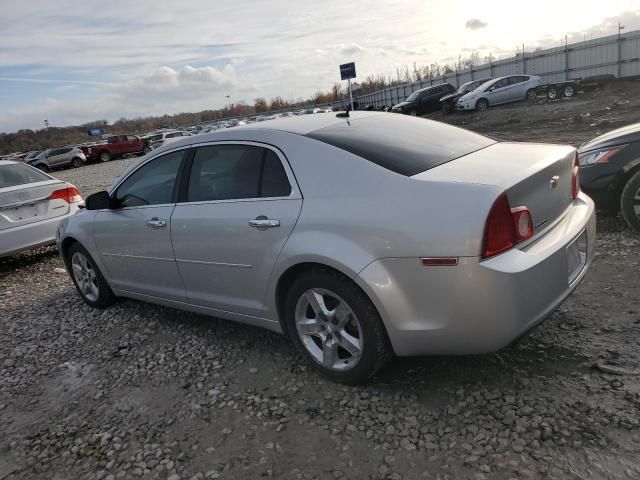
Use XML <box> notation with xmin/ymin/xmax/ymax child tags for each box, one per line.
<box><xmin>391</xmin><ymin>83</ymin><xmax>455</xmax><ymax>116</ymax></box>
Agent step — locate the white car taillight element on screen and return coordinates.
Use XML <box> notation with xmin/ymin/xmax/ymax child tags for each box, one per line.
<box><xmin>50</xmin><ymin>186</ymin><xmax>83</xmax><ymax>204</ymax></box>
<box><xmin>482</xmin><ymin>194</ymin><xmax>534</xmax><ymax>259</ymax></box>
<box><xmin>572</xmin><ymin>151</ymin><xmax>580</xmax><ymax>200</ymax></box>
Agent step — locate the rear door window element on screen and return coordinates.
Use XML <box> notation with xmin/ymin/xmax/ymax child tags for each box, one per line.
<box><xmin>186</xmin><ymin>145</ymin><xmax>291</xmax><ymax>202</ymax></box>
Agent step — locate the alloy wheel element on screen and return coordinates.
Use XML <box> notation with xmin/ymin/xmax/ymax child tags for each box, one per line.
<box><xmin>294</xmin><ymin>288</ymin><xmax>363</xmax><ymax>371</ymax></box>
<box><xmin>71</xmin><ymin>252</ymin><xmax>100</xmax><ymax>302</ymax></box>
<box><xmin>634</xmin><ymin>186</ymin><xmax>640</xmax><ymax>219</ymax></box>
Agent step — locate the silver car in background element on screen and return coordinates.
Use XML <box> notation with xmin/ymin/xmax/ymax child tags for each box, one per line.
<box><xmin>1</xmin><ymin>160</ymin><xmax>83</xmax><ymax>257</ymax></box>
<box><xmin>57</xmin><ymin>112</ymin><xmax>595</xmax><ymax>384</ymax></box>
<box><xmin>457</xmin><ymin>75</ymin><xmax>541</xmax><ymax>111</ymax></box>
<box><xmin>28</xmin><ymin>146</ymin><xmax>87</xmax><ymax>171</ymax></box>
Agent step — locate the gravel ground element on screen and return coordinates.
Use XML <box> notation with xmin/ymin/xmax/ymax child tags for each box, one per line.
<box><xmin>2</xmin><ymin>102</ymin><xmax>640</xmax><ymax>480</ymax></box>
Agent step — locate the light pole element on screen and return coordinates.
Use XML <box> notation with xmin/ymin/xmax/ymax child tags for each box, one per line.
<box><xmin>225</xmin><ymin>95</ymin><xmax>231</xmax><ymax>109</ymax></box>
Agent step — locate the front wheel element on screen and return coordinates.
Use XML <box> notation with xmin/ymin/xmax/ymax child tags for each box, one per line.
<box><xmin>475</xmin><ymin>98</ymin><xmax>489</xmax><ymax>111</ymax></box>
<box><xmin>68</xmin><ymin>243</ymin><xmax>115</xmax><ymax>308</ymax></box>
<box><xmin>441</xmin><ymin>102</ymin><xmax>452</xmax><ymax>114</ymax></box>
<box><xmin>284</xmin><ymin>268</ymin><xmax>393</xmax><ymax>384</ymax></box>
<box><xmin>36</xmin><ymin>163</ymin><xmax>49</xmax><ymax>172</ymax></box>
<box><xmin>99</xmin><ymin>151</ymin><xmax>111</xmax><ymax>163</ymax></box>
<box><xmin>547</xmin><ymin>86</ymin><xmax>558</xmax><ymax>100</ymax></box>
<box><xmin>620</xmin><ymin>170</ymin><xmax>640</xmax><ymax>231</ymax></box>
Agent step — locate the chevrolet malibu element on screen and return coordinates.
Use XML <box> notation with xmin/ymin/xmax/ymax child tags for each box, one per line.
<box><xmin>57</xmin><ymin>112</ymin><xmax>595</xmax><ymax>384</ymax></box>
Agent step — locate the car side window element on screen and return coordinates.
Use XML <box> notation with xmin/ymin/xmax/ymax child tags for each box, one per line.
<box><xmin>509</xmin><ymin>76</ymin><xmax>526</xmax><ymax>85</ymax></box>
<box><xmin>126</xmin><ymin>135</ymin><xmax>138</xmax><ymax>142</ymax></box>
<box><xmin>187</xmin><ymin>145</ymin><xmax>291</xmax><ymax>202</ymax></box>
<box><xmin>491</xmin><ymin>79</ymin><xmax>509</xmax><ymax>90</ymax></box>
<box><xmin>261</xmin><ymin>150</ymin><xmax>291</xmax><ymax>197</ymax></box>
<box><xmin>115</xmin><ymin>150</ymin><xmax>185</xmax><ymax>208</ymax></box>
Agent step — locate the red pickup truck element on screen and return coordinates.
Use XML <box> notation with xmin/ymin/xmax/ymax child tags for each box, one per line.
<box><xmin>82</xmin><ymin>135</ymin><xmax>148</xmax><ymax>163</ymax></box>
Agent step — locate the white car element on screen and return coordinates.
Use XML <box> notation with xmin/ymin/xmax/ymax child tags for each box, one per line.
<box><xmin>148</xmin><ymin>131</ymin><xmax>192</xmax><ymax>150</ymax></box>
<box><xmin>1</xmin><ymin>160</ymin><xmax>83</xmax><ymax>257</ymax></box>
<box><xmin>457</xmin><ymin>75</ymin><xmax>541</xmax><ymax>111</ymax></box>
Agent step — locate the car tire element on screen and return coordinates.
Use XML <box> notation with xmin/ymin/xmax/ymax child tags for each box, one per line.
<box><xmin>143</xmin><ymin>145</ymin><xmax>151</xmax><ymax>154</ymax></box>
<box><xmin>67</xmin><ymin>243</ymin><xmax>116</xmax><ymax>309</ymax></box>
<box><xmin>476</xmin><ymin>98</ymin><xmax>489</xmax><ymax>111</ymax></box>
<box><xmin>71</xmin><ymin>157</ymin><xmax>83</xmax><ymax>168</ymax></box>
<box><xmin>441</xmin><ymin>103</ymin><xmax>452</xmax><ymax>114</ymax></box>
<box><xmin>563</xmin><ymin>85</ymin><xmax>575</xmax><ymax>98</ymax></box>
<box><xmin>35</xmin><ymin>163</ymin><xmax>49</xmax><ymax>172</ymax></box>
<box><xmin>99</xmin><ymin>152</ymin><xmax>111</xmax><ymax>162</ymax></box>
<box><xmin>547</xmin><ymin>86</ymin><xmax>558</xmax><ymax>100</ymax></box>
<box><xmin>526</xmin><ymin>89</ymin><xmax>537</xmax><ymax>100</ymax></box>
<box><xmin>620</xmin><ymin>170</ymin><xmax>640</xmax><ymax>231</ymax></box>
<box><xmin>283</xmin><ymin>267</ymin><xmax>393</xmax><ymax>385</ymax></box>
<box><xmin>409</xmin><ymin>109</ymin><xmax>417</xmax><ymax>116</ymax></box>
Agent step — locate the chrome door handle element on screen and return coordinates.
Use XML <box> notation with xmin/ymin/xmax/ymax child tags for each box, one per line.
<box><xmin>249</xmin><ymin>217</ymin><xmax>280</xmax><ymax>229</ymax></box>
<box><xmin>147</xmin><ymin>218</ymin><xmax>166</xmax><ymax>229</ymax></box>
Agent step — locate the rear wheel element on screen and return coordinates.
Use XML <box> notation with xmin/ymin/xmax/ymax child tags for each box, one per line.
<box><xmin>563</xmin><ymin>85</ymin><xmax>575</xmax><ymax>98</ymax></box>
<box><xmin>476</xmin><ymin>98</ymin><xmax>489</xmax><ymax>111</ymax></box>
<box><xmin>71</xmin><ymin>157</ymin><xmax>83</xmax><ymax>168</ymax></box>
<box><xmin>526</xmin><ymin>88</ymin><xmax>537</xmax><ymax>100</ymax></box>
<box><xmin>99</xmin><ymin>151</ymin><xmax>111</xmax><ymax>163</ymax></box>
<box><xmin>620</xmin><ymin>170</ymin><xmax>640</xmax><ymax>231</ymax></box>
<box><xmin>68</xmin><ymin>243</ymin><xmax>115</xmax><ymax>308</ymax></box>
<box><xmin>284</xmin><ymin>268</ymin><xmax>393</xmax><ymax>384</ymax></box>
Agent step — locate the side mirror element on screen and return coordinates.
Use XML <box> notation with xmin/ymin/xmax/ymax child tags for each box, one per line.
<box><xmin>85</xmin><ymin>191</ymin><xmax>113</xmax><ymax>210</ymax></box>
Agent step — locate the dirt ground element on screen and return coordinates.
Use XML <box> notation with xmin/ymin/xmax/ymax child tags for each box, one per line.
<box><xmin>1</xmin><ymin>84</ymin><xmax>640</xmax><ymax>480</ymax></box>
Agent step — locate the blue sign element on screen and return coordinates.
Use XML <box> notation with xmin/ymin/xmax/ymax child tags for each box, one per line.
<box><xmin>88</xmin><ymin>128</ymin><xmax>105</xmax><ymax>136</ymax></box>
<box><xmin>340</xmin><ymin>62</ymin><xmax>356</xmax><ymax>80</ymax></box>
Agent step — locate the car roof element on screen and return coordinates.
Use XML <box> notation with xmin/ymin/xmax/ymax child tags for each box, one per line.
<box><xmin>0</xmin><ymin>160</ymin><xmax>19</xmax><ymax>166</ymax></box>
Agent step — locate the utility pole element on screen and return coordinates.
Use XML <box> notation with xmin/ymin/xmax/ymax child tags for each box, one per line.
<box><xmin>618</xmin><ymin>21</ymin><xmax>625</xmax><ymax>78</ymax></box>
<box><xmin>225</xmin><ymin>95</ymin><xmax>231</xmax><ymax>109</ymax></box>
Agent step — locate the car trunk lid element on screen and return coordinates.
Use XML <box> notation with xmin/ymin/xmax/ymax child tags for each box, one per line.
<box><xmin>0</xmin><ymin>180</ymin><xmax>70</xmax><ymax>231</ymax></box>
<box><xmin>412</xmin><ymin>142</ymin><xmax>576</xmax><ymax>236</ymax></box>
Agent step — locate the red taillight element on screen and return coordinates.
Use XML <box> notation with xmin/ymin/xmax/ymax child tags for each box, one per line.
<box><xmin>572</xmin><ymin>151</ymin><xmax>580</xmax><ymax>200</ymax></box>
<box><xmin>482</xmin><ymin>194</ymin><xmax>515</xmax><ymax>258</ymax></box>
<box><xmin>50</xmin><ymin>186</ymin><xmax>83</xmax><ymax>204</ymax></box>
<box><xmin>482</xmin><ymin>194</ymin><xmax>534</xmax><ymax>259</ymax></box>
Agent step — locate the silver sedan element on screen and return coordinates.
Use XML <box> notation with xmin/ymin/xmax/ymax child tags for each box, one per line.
<box><xmin>57</xmin><ymin>112</ymin><xmax>595</xmax><ymax>384</ymax></box>
<box><xmin>1</xmin><ymin>160</ymin><xmax>83</xmax><ymax>257</ymax></box>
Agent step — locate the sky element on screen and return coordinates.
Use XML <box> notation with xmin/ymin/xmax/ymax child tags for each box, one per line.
<box><xmin>1</xmin><ymin>0</ymin><xmax>639</xmax><ymax>132</ymax></box>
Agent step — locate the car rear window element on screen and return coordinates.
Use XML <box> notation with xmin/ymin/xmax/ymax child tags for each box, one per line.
<box><xmin>306</xmin><ymin>115</ymin><xmax>495</xmax><ymax>176</ymax></box>
<box><xmin>0</xmin><ymin>163</ymin><xmax>50</xmax><ymax>188</ymax></box>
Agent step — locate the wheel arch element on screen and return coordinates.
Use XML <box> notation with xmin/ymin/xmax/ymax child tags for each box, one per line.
<box><xmin>475</xmin><ymin>97</ymin><xmax>489</xmax><ymax>109</ymax></box>
<box><xmin>272</xmin><ymin>257</ymin><xmax>391</xmax><ymax>341</ymax></box>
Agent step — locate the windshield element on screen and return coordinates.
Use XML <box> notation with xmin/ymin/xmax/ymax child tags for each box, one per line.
<box><xmin>405</xmin><ymin>90</ymin><xmax>422</xmax><ymax>102</ymax></box>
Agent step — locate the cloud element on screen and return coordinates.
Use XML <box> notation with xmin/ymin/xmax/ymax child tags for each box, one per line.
<box><xmin>465</xmin><ymin>18</ymin><xmax>488</xmax><ymax>30</ymax></box>
<box><xmin>108</xmin><ymin>65</ymin><xmax>237</xmax><ymax>106</ymax></box>
<box><xmin>339</xmin><ymin>43</ymin><xmax>367</xmax><ymax>56</ymax></box>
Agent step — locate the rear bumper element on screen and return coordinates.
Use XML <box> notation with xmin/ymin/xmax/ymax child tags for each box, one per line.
<box><xmin>356</xmin><ymin>193</ymin><xmax>596</xmax><ymax>356</ymax></box>
<box><xmin>0</xmin><ymin>208</ymin><xmax>80</xmax><ymax>257</ymax></box>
